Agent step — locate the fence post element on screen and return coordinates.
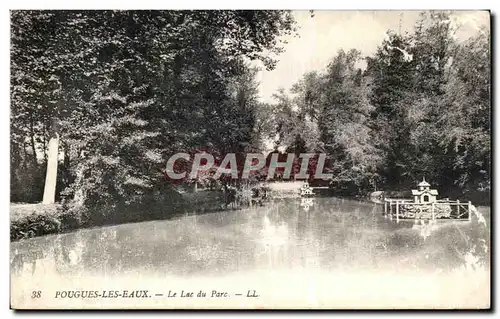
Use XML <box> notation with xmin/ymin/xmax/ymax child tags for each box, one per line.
<box><xmin>396</xmin><ymin>201</ymin><xmax>399</xmax><ymax>223</ymax></box>
<box><xmin>431</xmin><ymin>202</ymin><xmax>435</xmax><ymax>220</ymax></box>
<box><xmin>457</xmin><ymin>199</ymin><xmax>460</xmax><ymax>217</ymax></box>
<box><xmin>384</xmin><ymin>200</ymin><xmax>387</xmax><ymax>214</ymax></box>
<box><xmin>389</xmin><ymin>200</ymin><xmax>392</xmax><ymax>215</ymax></box>
<box><xmin>468</xmin><ymin>201</ymin><xmax>472</xmax><ymax>221</ymax></box>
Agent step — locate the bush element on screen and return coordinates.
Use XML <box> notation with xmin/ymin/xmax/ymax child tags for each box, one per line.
<box><xmin>11</xmin><ymin>213</ymin><xmax>62</xmax><ymax>241</ymax></box>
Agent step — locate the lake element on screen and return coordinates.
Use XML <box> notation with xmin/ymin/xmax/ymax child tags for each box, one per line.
<box><xmin>10</xmin><ymin>197</ymin><xmax>490</xmax><ymax>309</ymax></box>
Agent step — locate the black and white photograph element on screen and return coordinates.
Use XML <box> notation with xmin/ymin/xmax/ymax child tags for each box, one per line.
<box><xmin>9</xmin><ymin>9</ymin><xmax>491</xmax><ymax>309</ymax></box>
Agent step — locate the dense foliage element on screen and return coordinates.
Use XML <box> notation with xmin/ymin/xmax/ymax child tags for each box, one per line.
<box><xmin>11</xmin><ymin>10</ymin><xmax>490</xmax><ymax>218</ymax></box>
<box><xmin>11</xmin><ymin>10</ymin><xmax>296</xmax><ymax>220</ymax></box>
<box><xmin>267</xmin><ymin>12</ymin><xmax>490</xmax><ymax>198</ymax></box>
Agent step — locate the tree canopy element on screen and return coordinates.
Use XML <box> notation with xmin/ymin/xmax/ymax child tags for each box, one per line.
<box><xmin>10</xmin><ymin>10</ymin><xmax>297</xmax><ymax>215</ymax></box>
<box><xmin>11</xmin><ymin>10</ymin><xmax>490</xmax><ymax>209</ymax></box>
<box><xmin>264</xmin><ymin>12</ymin><xmax>490</xmax><ymax>197</ymax></box>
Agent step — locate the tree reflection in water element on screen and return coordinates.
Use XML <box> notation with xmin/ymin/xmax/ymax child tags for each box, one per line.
<box><xmin>11</xmin><ymin>198</ymin><xmax>490</xmax><ymax>279</ymax></box>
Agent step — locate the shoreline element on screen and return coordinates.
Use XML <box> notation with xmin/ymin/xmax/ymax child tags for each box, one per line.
<box><xmin>10</xmin><ymin>184</ymin><xmax>490</xmax><ymax>242</ymax></box>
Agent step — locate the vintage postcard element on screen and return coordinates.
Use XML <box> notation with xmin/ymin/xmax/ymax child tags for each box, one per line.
<box><xmin>10</xmin><ymin>10</ymin><xmax>491</xmax><ymax>309</ymax></box>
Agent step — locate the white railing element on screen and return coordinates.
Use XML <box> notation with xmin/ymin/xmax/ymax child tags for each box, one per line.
<box><xmin>384</xmin><ymin>198</ymin><xmax>472</xmax><ymax>221</ymax></box>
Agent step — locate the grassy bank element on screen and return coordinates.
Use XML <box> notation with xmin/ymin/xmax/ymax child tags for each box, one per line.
<box><xmin>9</xmin><ymin>183</ymin><xmax>355</xmax><ymax>241</ymax></box>
<box><xmin>10</xmin><ymin>190</ymin><xmax>241</xmax><ymax>242</ymax></box>
<box><xmin>10</xmin><ymin>203</ymin><xmax>84</xmax><ymax>241</ymax></box>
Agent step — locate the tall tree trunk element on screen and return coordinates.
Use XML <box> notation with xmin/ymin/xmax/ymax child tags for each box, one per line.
<box><xmin>42</xmin><ymin>121</ymin><xmax>59</xmax><ymax>204</ymax></box>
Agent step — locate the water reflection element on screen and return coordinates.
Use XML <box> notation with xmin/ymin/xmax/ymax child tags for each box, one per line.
<box><xmin>300</xmin><ymin>198</ymin><xmax>314</xmax><ymax>212</ymax></box>
<box><xmin>11</xmin><ymin>198</ymin><xmax>490</xmax><ymax>279</ymax></box>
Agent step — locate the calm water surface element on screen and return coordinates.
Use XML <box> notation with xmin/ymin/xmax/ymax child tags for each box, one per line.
<box><xmin>11</xmin><ymin>197</ymin><xmax>490</xmax><ymax>276</ymax></box>
<box><xmin>10</xmin><ymin>197</ymin><xmax>491</xmax><ymax>308</ymax></box>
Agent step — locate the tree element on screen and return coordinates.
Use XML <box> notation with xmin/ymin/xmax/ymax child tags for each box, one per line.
<box><xmin>366</xmin><ymin>11</ymin><xmax>490</xmax><ymax>195</ymax></box>
<box><xmin>11</xmin><ymin>10</ymin><xmax>297</xmax><ymax>217</ymax></box>
<box><xmin>285</xmin><ymin>49</ymin><xmax>382</xmax><ymax>193</ymax></box>
<box><xmin>436</xmin><ymin>28</ymin><xmax>490</xmax><ymax>191</ymax></box>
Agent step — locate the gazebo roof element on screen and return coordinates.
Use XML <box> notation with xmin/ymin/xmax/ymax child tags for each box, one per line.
<box><xmin>412</xmin><ymin>189</ymin><xmax>438</xmax><ymax>195</ymax></box>
<box><xmin>418</xmin><ymin>177</ymin><xmax>430</xmax><ymax>187</ymax></box>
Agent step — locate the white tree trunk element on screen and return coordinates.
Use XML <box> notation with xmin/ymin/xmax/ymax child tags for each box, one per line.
<box><xmin>42</xmin><ymin>134</ymin><xmax>59</xmax><ymax>204</ymax></box>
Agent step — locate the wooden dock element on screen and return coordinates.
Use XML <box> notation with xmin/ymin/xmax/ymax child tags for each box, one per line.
<box><xmin>384</xmin><ymin>198</ymin><xmax>472</xmax><ymax>222</ymax></box>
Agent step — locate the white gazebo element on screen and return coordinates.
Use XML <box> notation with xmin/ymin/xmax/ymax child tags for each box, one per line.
<box><xmin>411</xmin><ymin>178</ymin><xmax>438</xmax><ymax>204</ymax></box>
